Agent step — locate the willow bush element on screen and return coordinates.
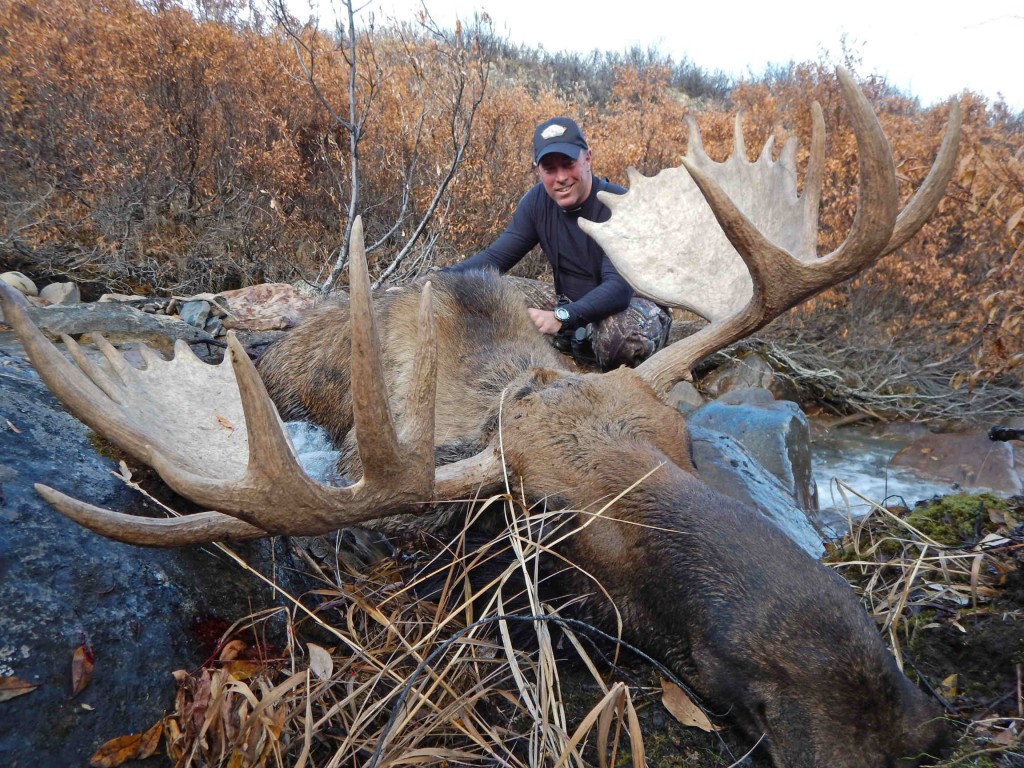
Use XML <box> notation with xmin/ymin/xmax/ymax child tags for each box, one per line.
<box><xmin>0</xmin><ymin>0</ymin><xmax>1020</xmax><ymax>388</ymax></box>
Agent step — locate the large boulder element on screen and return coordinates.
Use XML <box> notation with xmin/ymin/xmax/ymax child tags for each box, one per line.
<box><xmin>688</xmin><ymin>388</ymin><xmax>818</xmax><ymax>512</ymax></box>
<box><xmin>0</xmin><ymin>341</ymin><xmax>282</xmax><ymax>766</ymax></box>
<box><xmin>891</xmin><ymin>430</ymin><xmax>1022</xmax><ymax>495</ymax></box>
<box><xmin>39</xmin><ymin>281</ymin><xmax>81</xmax><ymax>306</ymax></box>
<box><xmin>1</xmin><ymin>271</ymin><xmax>38</xmax><ymax>297</ymax></box>
<box><xmin>689</xmin><ymin>426</ymin><xmax>824</xmax><ymax>558</ymax></box>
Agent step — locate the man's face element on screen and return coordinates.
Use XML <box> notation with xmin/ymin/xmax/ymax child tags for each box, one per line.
<box><xmin>536</xmin><ymin>148</ymin><xmax>593</xmax><ymax>209</ymax></box>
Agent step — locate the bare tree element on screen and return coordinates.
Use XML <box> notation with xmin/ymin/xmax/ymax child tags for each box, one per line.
<box><xmin>270</xmin><ymin>0</ymin><xmax>493</xmax><ymax>293</ymax></box>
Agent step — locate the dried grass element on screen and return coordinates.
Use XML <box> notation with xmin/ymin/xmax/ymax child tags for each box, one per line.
<box><xmin>823</xmin><ymin>481</ymin><xmax>1024</xmax><ymax>764</ymax></box>
<box><xmin>153</xmin><ymin>492</ymin><xmax>665</xmax><ymax>768</ymax></box>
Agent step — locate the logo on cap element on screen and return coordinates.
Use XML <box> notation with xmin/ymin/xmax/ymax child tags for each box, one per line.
<box><xmin>541</xmin><ymin>125</ymin><xmax>567</xmax><ymax>140</ymax></box>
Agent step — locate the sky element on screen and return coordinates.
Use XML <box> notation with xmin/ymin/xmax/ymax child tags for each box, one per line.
<box><xmin>335</xmin><ymin>0</ymin><xmax>1023</xmax><ymax>112</ymax></box>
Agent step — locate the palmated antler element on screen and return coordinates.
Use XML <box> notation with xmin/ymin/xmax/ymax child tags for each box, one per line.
<box><xmin>2</xmin><ymin>217</ymin><xmax>500</xmax><ymax>545</ymax></box>
<box><xmin>580</xmin><ymin>68</ymin><xmax>961</xmax><ymax>394</ymax></box>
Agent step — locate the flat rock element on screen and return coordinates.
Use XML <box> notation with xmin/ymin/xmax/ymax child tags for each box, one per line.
<box><xmin>891</xmin><ymin>430</ymin><xmax>1022</xmax><ymax>494</ymax></box>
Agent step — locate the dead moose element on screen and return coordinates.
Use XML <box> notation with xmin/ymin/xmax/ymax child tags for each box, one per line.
<box><xmin>3</xmin><ymin>70</ymin><xmax>961</xmax><ymax>767</ymax></box>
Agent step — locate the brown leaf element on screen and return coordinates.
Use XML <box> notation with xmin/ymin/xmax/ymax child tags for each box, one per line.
<box><xmin>215</xmin><ymin>414</ymin><xmax>234</xmax><ymax>432</ymax></box>
<box><xmin>660</xmin><ymin>678</ymin><xmax>720</xmax><ymax>732</ymax></box>
<box><xmin>307</xmin><ymin>642</ymin><xmax>333</xmax><ymax>681</ymax></box>
<box><xmin>222</xmin><ymin>659</ymin><xmax>262</xmax><ymax>680</ymax></box>
<box><xmin>218</xmin><ymin>639</ymin><xmax>248</xmax><ymax>661</ymax></box>
<box><xmin>992</xmin><ymin>725</ymin><xmax>1020</xmax><ymax>746</ymax></box>
<box><xmin>0</xmin><ymin>675</ymin><xmax>38</xmax><ymax>702</ymax></box>
<box><xmin>1007</xmin><ymin>205</ymin><xmax>1024</xmax><ymax>236</ymax></box>
<box><xmin>89</xmin><ymin>731</ymin><xmax>147</xmax><ymax>768</ymax></box>
<box><xmin>72</xmin><ymin>644</ymin><xmax>94</xmax><ymax>697</ymax></box>
<box><xmin>137</xmin><ymin>719</ymin><xmax>163</xmax><ymax>759</ymax></box>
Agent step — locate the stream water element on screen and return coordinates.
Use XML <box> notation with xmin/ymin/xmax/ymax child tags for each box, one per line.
<box><xmin>810</xmin><ymin>420</ymin><xmax>965</xmax><ymax>537</ymax></box>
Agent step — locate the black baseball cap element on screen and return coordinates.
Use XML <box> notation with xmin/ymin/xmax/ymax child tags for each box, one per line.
<box><xmin>532</xmin><ymin>117</ymin><xmax>589</xmax><ymax>165</ymax></box>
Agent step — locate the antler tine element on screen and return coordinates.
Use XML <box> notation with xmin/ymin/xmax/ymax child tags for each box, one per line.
<box><xmin>34</xmin><ymin>484</ymin><xmax>268</xmax><ymax>545</ymax></box>
<box><xmin>348</xmin><ymin>216</ymin><xmax>429</xmax><ymax>479</ymax></box>
<box><xmin>884</xmin><ymin>98</ymin><xmax>962</xmax><ymax>254</ymax></box>
<box><xmin>0</xmin><ymin>283</ymin><xmax>171</xmax><ymax>467</ymax></box>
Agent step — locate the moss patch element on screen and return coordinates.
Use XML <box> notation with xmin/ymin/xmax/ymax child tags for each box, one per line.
<box><xmin>904</xmin><ymin>493</ymin><xmax>1016</xmax><ymax>546</ymax></box>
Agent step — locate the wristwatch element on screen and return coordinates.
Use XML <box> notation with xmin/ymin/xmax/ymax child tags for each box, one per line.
<box><xmin>553</xmin><ymin>306</ymin><xmax>571</xmax><ymax>324</ymax></box>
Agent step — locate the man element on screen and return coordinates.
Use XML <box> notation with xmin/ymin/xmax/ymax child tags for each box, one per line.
<box><xmin>447</xmin><ymin>117</ymin><xmax>671</xmax><ymax>369</ymax></box>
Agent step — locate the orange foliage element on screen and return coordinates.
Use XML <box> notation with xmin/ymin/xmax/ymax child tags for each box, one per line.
<box><xmin>0</xmin><ymin>0</ymin><xmax>1020</xmax><ymax>383</ymax></box>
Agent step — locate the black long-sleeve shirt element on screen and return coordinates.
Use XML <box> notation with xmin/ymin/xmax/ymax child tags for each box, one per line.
<box><xmin>448</xmin><ymin>177</ymin><xmax>632</xmax><ymax>329</ymax></box>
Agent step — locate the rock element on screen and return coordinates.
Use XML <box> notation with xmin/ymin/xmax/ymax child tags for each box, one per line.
<box><xmin>0</xmin><ymin>350</ymin><xmax>284</xmax><ymax>767</ymax></box>
<box><xmin>891</xmin><ymin>430</ymin><xmax>1022</xmax><ymax>495</ymax></box>
<box><xmin>215</xmin><ymin>284</ymin><xmax>314</xmax><ymax>331</ymax></box>
<box><xmin>666</xmin><ymin>380</ymin><xmax>705</xmax><ymax>414</ymax></box>
<box><xmin>689</xmin><ymin>389</ymin><xmax>818</xmax><ymax>512</ymax></box>
<box><xmin>205</xmin><ymin>315</ymin><xmax>226</xmax><ymax>337</ymax></box>
<box><xmin>178</xmin><ymin>299</ymin><xmax>212</xmax><ymax>329</ymax></box>
<box><xmin>699</xmin><ymin>350</ymin><xmax>798</xmax><ymax>402</ymax></box>
<box><xmin>1</xmin><ymin>271</ymin><xmax>38</xmax><ymax>297</ymax></box>
<box><xmin>689</xmin><ymin>426</ymin><xmax>824</xmax><ymax>557</ymax></box>
<box><xmin>39</xmin><ymin>282</ymin><xmax>81</xmax><ymax>306</ymax></box>
<box><xmin>0</xmin><ymin>278</ymin><xmax>32</xmax><ymax>323</ymax></box>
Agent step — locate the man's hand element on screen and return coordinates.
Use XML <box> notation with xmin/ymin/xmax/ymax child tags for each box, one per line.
<box><xmin>528</xmin><ymin>307</ymin><xmax>562</xmax><ymax>335</ymax></box>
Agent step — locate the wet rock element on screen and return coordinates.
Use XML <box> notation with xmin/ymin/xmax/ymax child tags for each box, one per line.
<box><xmin>39</xmin><ymin>282</ymin><xmax>81</xmax><ymax>306</ymax></box>
<box><xmin>205</xmin><ymin>315</ymin><xmax>226</xmax><ymax>337</ymax></box>
<box><xmin>0</xmin><ymin>351</ymin><xmax>286</xmax><ymax>766</ymax></box>
<box><xmin>689</xmin><ymin>426</ymin><xmax>824</xmax><ymax>557</ymax></box>
<box><xmin>891</xmin><ymin>430</ymin><xmax>1022</xmax><ymax>494</ymax></box>
<box><xmin>689</xmin><ymin>389</ymin><xmax>818</xmax><ymax>512</ymax></box>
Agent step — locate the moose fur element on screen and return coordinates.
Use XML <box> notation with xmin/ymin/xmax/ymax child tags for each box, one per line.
<box><xmin>256</xmin><ymin>269</ymin><xmax>949</xmax><ymax>767</ymax></box>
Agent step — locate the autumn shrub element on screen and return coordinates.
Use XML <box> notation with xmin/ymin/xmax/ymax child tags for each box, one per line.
<box><xmin>0</xmin><ymin>0</ymin><xmax>1020</xmax><ymax>393</ymax></box>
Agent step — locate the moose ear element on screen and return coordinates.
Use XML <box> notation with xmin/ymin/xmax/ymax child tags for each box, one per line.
<box><xmin>527</xmin><ymin>367</ymin><xmax>563</xmax><ymax>386</ymax></box>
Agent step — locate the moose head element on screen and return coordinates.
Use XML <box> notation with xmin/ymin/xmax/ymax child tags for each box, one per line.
<box><xmin>2</xmin><ymin>69</ymin><xmax>961</xmax><ymax>766</ymax></box>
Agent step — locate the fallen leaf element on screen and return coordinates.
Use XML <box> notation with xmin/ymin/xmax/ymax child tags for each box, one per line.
<box><xmin>222</xmin><ymin>660</ymin><xmax>262</xmax><ymax>680</ymax></box>
<box><xmin>89</xmin><ymin>733</ymin><xmax>144</xmax><ymax>767</ymax></box>
<box><xmin>138</xmin><ymin>719</ymin><xmax>163</xmax><ymax>759</ymax></box>
<box><xmin>660</xmin><ymin>678</ymin><xmax>720</xmax><ymax>732</ymax></box>
<box><xmin>215</xmin><ymin>414</ymin><xmax>234</xmax><ymax>432</ymax></box>
<box><xmin>6</xmin><ymin>419</ymin><xmax>20</xmax><ymax>434</ymax></box>
<box><xmin>992</xmin><ymin>726</ymin><xmax>1019</xmax><ymax>746</ymax></box>
<box><xmin>218</xmin><ymin>639</ymin><xmax>248</xmax><ymax>662</ymax></box>
<box><xmin>0</xmin><ymin>675</ymin><xmax>38</xmax><ymax>702</ymax></box>
<box><xmin>72</xmin><ymin>644</ymin><xmax>94</xmax><ymax>697</ymax></box>
<box><xmin>307</xmin><ymin>643</ymin><xmax>333</xmax><ymax>681</ymax></box>
<box><xmin>939</xmin><ymin>673</ymin><xmax>958</xmax><ymax>699</ymax></box>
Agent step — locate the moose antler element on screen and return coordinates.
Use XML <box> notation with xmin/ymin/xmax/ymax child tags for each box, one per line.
<box><xmin>1</xmin><ymin>218</ymin><xmax>500</xmax><ymax>545</ymax></box>
<box><xmin>580</xmin><ymin>68</ymin><xmax>961</xmax><ymax>394</ymax></box>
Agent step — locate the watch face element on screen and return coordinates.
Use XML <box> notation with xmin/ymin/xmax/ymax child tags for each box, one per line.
<box><xmin>554</xmin><ymin>307</ymin><xmax>570</xmax><ymax>322</ymax></box>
